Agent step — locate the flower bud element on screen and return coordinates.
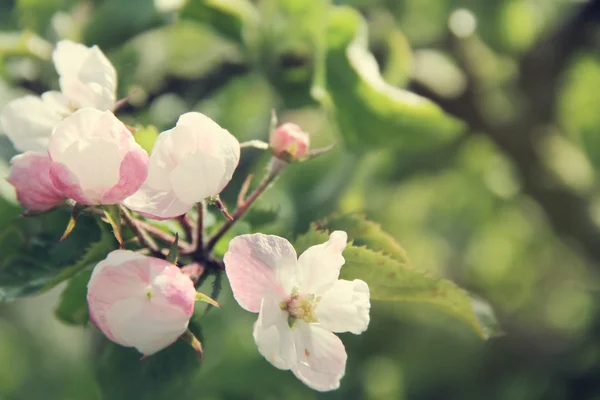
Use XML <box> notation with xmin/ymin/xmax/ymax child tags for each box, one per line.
<box><xmin>52</xmin><ymin>40</ymin><xmax>117</xmax><ymax>111</ymax></box>
<box><xmin>48</xmin><ymin>108</ymin><xmax>149</xmax><ymax>205</ymax></box>
<box><xmin>87</xmin><ymin>250</ymin><xmax>197</xmax><ymax>356</ymax></box>
<box><xmin>270</xmin><ymin>123</ymin><xmax>310</xmax><ymax>161</ymax></box>
<box><xmin>7</xmin><ymin>151</ymin><xmax>65</xmax><ymax>212</ymax></box>
<box><xmin>124</xmin><ymin>112</ymin><xmax>240</xmax><ymax>220</ymax></box>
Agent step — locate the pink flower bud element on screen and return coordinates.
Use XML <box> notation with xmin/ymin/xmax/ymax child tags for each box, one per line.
<box><xmin>270</xmin><ymin>123</ymin><xmax>310</xmax><ymax>160</ymax></box>
<box><xmin>87</xmin><ymin>250</ymin><xmax>197</xmax><ymax>356</ymax></box>
<box><xmin>7</xmin><ymin>151</ymin><xmax>65</xmax><ymax>212</ymax></box>
<box><xmin>48</xmin><ymin>108</ymin><xmax>149</xmax><ymax>205</ymax></box>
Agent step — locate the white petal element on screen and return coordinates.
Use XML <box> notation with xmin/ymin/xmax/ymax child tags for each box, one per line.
<box><xmin>0</xmin><ymin>94</ymin><xmax>65</xmax><ymax>152</ymax></box>
<box><xmin>53</xmin><ymin>40</ymin><xmax>91</xmax><ymax>78</ymax></box>
<box><xmin>224</xmin><ymin>234</ymin><xmax>298</xmax><ymax>312</ymax></box>
<box><xmin>53</xmin><ymin>41</ymin><xmax>116</xmax><ymax>110</ymax></box>
<box><xmin>106</xmin><ymin>297</ymin><xmax>190</xmax><ymax>355</ymax></box>
<box><xmin>90</xmin><ymin>249</ymin><xmax>144</xmax><ymax>281</ymax></box>
<box><xmin>169</xmin><ymin>150</ymin><xmax>226</xmax><ymax>204</ymax></box>
<box><xmin>316</xmin><ymin>279</ymin><xmax>370</xmax><ymax>334</ymax></box>
<box><xmin>297</xmin><ymin>231</ymin><xmax>348</xmax><ymax>294</ymax></box>
<box><xmin>123</xmin><ymin>182</ymin><xmax>193</xmax><ymax>220</ymax></box>
<box><xmin>253</xmin><ymin>290</ymin><xmax>296</xmax><ymax>370</ymax></box>
<box><xmin>291</xmin><ymin>323</ymin><xmax>347</xmax><ymax>391</ymax></box>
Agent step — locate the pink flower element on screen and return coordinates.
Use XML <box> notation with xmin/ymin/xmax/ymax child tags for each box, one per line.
<box><xmin>7</xmin><ymin>151</ymin><xmax>65</xmax><ymax>211</ymax></box>
<box><xmin>224</xmin><ymin>231</ymin><xmax>370</xmax><ymax>391</ymax></box>
<box><xmin>87</xmin><ymin>250</ymin><xmax>197</xmax><ymax>356</ymax></box>
<box><xmin>48</xmin><ymin>108</ymin><xmax>149</xmax><ymax>205</ymax></box>
<box><xmin>124</xmin><ymin>112</ymin><xmax>240</xmax><ymax>220</ymax></box>
<box><xmin>270</xmin><ymin>123</ymin><xmax>310</xmax><ymax>160</ymax></box>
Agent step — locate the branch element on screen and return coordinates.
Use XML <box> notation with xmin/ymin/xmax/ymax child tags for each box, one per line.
<box><xmin>120</xmin><ymin>206</ymin><xmax>162</xmax><ymax>258</ymax></box>
<box><xmin>205</xmin><ymin>158</ymin><xmax>287</xmax><ymax>252</ymax></box>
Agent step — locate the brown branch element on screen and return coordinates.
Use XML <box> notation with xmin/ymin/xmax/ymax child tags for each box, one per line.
<box><xmin>120</xmin><ymin>206</ymin><xmax>163</xmax><ymax>258</ymax></box>
<box><xmin>205</xmin><ymin>158</ymin><xmax>287</xmax><ymax>252</ymax></box>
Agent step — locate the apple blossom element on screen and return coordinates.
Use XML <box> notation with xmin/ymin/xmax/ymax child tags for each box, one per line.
<box><xmin>7</xmin><ymin>151</ymin><xmax>65</xmax><ymax>212</ymax></box>
<box><xmin>124</xmin><ymin>112</ymin><xmax>240</xmax><ymax>220</ymax></box>
<box><xmin>48</xmin><ymin>108</ymin><xmax>149</xmax><ymax>205</ymax></box>
<box><xmin>52</xmin><ymin>40</ymin><xmax>117</xmax><ymax>111</ymax></box>
<box><xmin>223</xmin><ymin>231</ymin><xmax>370</xmax><ymax>391</ymax></box>
<box><xmin>0</xmin><ymin>40</ymin><xmax>116</xmax><ymax>152</ymax></box>
<box><xmin>87</xmin><ymin>250</ymin><xmax>197</xmax><ymax>356</ymax></box>
<box><xmin>270</xmin><ymin>123</ymin><xmax>310</xmax><ymax>160</ymax></box>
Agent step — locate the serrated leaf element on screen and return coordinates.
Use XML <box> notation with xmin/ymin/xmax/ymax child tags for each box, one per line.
<box><xmin>41</xmin><ymin>222</ymin><xmax>116</xmax><ymax>293</ymax></box>
<box><xmin>55</xmin><ymin>267</ymin><xmax>93</xmax><ymax>326</ymax></box>
<box><xmin>317</xmin><ymin>213</ymin><xmax>411</xmax><ymax>264</ymax></box>
<box><xmin>294</xmin><ymin>227</ymin><xmax>500</xmax><ymax>339</ymax></box>
<box><xmin>319</xmin><ymin>7</ymin><xmax>464</xmax><ymax>150</ymax></box>
<box><xmin>0</xmin><ymin>211</ymin><xmax>115</xmax><ymax>301</ymax></box>
<box><xmin>180</xmin><ymin>0</ymin><xmax>260</xmax><ymax>44</ymax></box>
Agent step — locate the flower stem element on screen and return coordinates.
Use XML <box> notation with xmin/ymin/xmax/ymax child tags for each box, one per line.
<box><xmin>120</xmin><ymin>206</ymin><xmax>162</xmax><ymax>258</ymax></box>
<box><xmin>205</xmin><ymin>157</ymin><xmax>287</xmax><ymax>252</ymax></box>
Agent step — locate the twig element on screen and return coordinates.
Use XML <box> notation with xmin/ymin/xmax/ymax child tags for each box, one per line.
<box><xmin>206</xmin><ymin>158</ymin><xmax>287</xmax><ymax>252</ymax></box>
<box><xmin>193</xmin><ymin>202</ymin><xmax>204</xmax><ymax>253</ymax></box>
<box><xmin>237</xmin><ymin>174</ymin><xmax>253</xmax><ymax>208</ymax></box>
<box><xmin>177</xmin><ymin>214</ymin><xmax>194</xmax><ymax>242</ymax></box>
<box><xmin>215</xmin><ymin>198</ymin><xmax>234</xmax><ymax>221</ymax></box>
<box><xmin>135</xmin><ymin>218</ymin><xmax>192</xmax><ymax>252</ymax></box>
<box><xmin>120</xmin><ymin>206</ymin><xmax>162</xmax><ymax>257</ymax></box>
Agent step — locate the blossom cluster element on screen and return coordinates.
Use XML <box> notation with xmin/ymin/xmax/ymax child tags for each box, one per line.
<box><xmin>1</xmin><ymin>40</ymin><xmax>369</xmax><ymax>391</ymax></box>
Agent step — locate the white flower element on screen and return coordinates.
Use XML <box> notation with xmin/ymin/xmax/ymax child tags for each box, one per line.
<box><xmin>48</xmin><ymin>108</ymin><xmax>149</xmax><ymax>205</ymax></box>
<box><xmin>52</xmin><ymin>40</ymin><xmax>117</xmax><ymax>110</ymax></box>
<box><xmin>0</xmin><ymin>40</ymin><xmax>117</xmax><ymax>152</ymax></box>
<box><xmin>87</xmin><ymin>250</ymin><xmax>197</xmax><ymax>356</ymax></box>
<box><xmin>223</xmin><ymin>231</ymin><xmax>370</xmax><ymax>391</ymax></box>
<box><xmin>124</xmin><ymin>112</ymin><xmax>240</xmax><ymax>220</ymax></box>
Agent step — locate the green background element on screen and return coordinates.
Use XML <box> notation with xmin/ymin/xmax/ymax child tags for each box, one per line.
<box><xmin>1</xmin><ymin>0</ymin><xmax>600</xmax><ymax>399</ymax></box>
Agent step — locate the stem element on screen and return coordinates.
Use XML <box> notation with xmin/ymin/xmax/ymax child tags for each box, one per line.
<box><xmin>120</xmin><ymin>206</ymin><xmax>162</xmax><ymax>257</ymax></box>
<box><xmin>177</xmin><ymin>214</ymin><xmax>194</xmax><ymax>242</ymax></box>
<box><xmin>193</xmin><ymin>202</ymin><xmax>204</xmax><ymax>252</ymax></box>
<box><xmin>205</xmin><ymin>158</ymin><xmax>287</xmax><ymax>252</ymax></box>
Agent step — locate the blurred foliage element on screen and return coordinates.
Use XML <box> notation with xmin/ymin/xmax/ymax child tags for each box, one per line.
<box><xmin>0</xmin><ymin>0</ymin><xmax>599</xmax><ymax>399</ymax></box>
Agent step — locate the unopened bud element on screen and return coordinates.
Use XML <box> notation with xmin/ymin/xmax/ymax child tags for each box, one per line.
<box><xmin>269</xmin><ymin>123</ymin><xmax>310</xmax><ymax>161</ymax></box>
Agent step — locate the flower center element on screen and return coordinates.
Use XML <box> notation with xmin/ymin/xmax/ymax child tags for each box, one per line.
<box><xmin>281</xmin><ymin>287</ymin><xmax>321</xmax><ymax>327</ymax></box>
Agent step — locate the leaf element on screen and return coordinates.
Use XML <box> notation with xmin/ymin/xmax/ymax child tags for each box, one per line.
<box><xmin>134</xmin><ymin>125</ymin><xmax>159</xmax><ymax>154</ymax></box>
<box><xmin>318</xmin><ymin>7</ymin><xmax>464</xmax><ymax>150</ymax></box>
<box><xmin>294</xmin><ymin>227</ymin><xmax>500</xmax><ymax>339</ymax></box>
<box><xmin>40</xmin><ymin>221</ymin><xmax>115</xmax><ymax>293</ymax></box>
<box><xmin>55</xmin><ymin>267</ymin><xmax>93</xmax><ymax>326</ymax></box>
<box><xmin>166</xmin><ymin>233</ymin><xmax>180</xmax><ymax>264</ymax></box>
<box><xmin>180</xmin><ymin>0</ymin><xmax>260</xmax><ymax>44</ymax></box>
<box><xmin>317</xmin><ymin>213</ymin><xmax>411</xmax><ymax>264</ymax></box>
<box><xmin>0</xmin><ymin>211</ymin><xmax>116</xmax><ymax>301</ymax></box>
<box><xmin>103</xmin><ymin>205</ymin><xmax>123</xmax><ymax>248</ymax></box>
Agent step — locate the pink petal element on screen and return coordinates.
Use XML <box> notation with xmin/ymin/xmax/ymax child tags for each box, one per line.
<box><xmin>49</xmin><ymin>161</ymin><xmax>91</xmax><ymax>204</ymax></box>
<box><xmin>224</xmin><ymin>234</ymin><xmax>297</xmax><ymax>312</ymax></box>
<box><xmin>101</xmin><ymin>149</ymin><xmax>149</xmax><ymax>204</ymax></box>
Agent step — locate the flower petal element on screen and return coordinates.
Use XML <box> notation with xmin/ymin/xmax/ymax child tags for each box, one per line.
<box><xmin>291</xmin><ymin>323</ymin><xmax>347</xmax><ymax>391</ymax></box>
<box><xmin>224</xmin><ymin>234</ymin><xmax>297</xmax><ymax>312</ymax></box>
<box><xmin>297</xmin><ymin>231</ymin><xmax>348</xmax><ymax>294</ymax></box>
<box><xmin>316</xmin><ymin>279</ymin><xmax>370</xmax><ymax>334</ymax></box>
<box><xmin>169</xmin><ymin>150</ymin><xmax>226</xmax><ymax>204</ymax></box>
<box><xmin>0</xmin><ymin>93</ymin><xmax>68</xmax><ymax>152</ymax></box>
<box><xmin>253</xmin><ymin>290</ymin><xmax>296</xmax><ymax>370</ymax></box>
<box><xmin>123</xmin><ymin>183</ymin><xmax>193</xmax><ymax>220</ymax></box>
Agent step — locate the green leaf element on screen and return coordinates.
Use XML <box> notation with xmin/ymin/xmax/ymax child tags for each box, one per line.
<box><xmin>166</xmin><ymin>233</ymin><xmax>180</xmax><ymax>264</ymax></box>
<box><xmin>180</xmin><ymin>0</ymin><xmax>260</xmax><ymax>44</ymax></box>
<box><xmin>294</xmin><ymin>226</ymin><xmax>500</xmax><ymax>339</ymax></box>
<box><xmin>317</xmin><ymin>213</ymin><xmax>411</xmax><ymax>264</ymax></box>
<box><xmin>103</xmin><ymin>205</ymin><xmax>123</xmax><ymax>247</ymax></box>
<box><xmin>0</xmin><ymin>212</ymin><xmax>115</xmax><ymax>301</ymax></box>
<box><xmin>133</xmin><ymin>125</ymin><xmax>159</xmax><ymax>154</ymax></box>
<box><xmin>55</xmin><ymin>267</ymin><xmax>93</xmax><ymax>326</ymax></box>
<box><xmin>319</xmin><ymin>7</ymin><xmax>464</xmax><ymax>150</ymax></box>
